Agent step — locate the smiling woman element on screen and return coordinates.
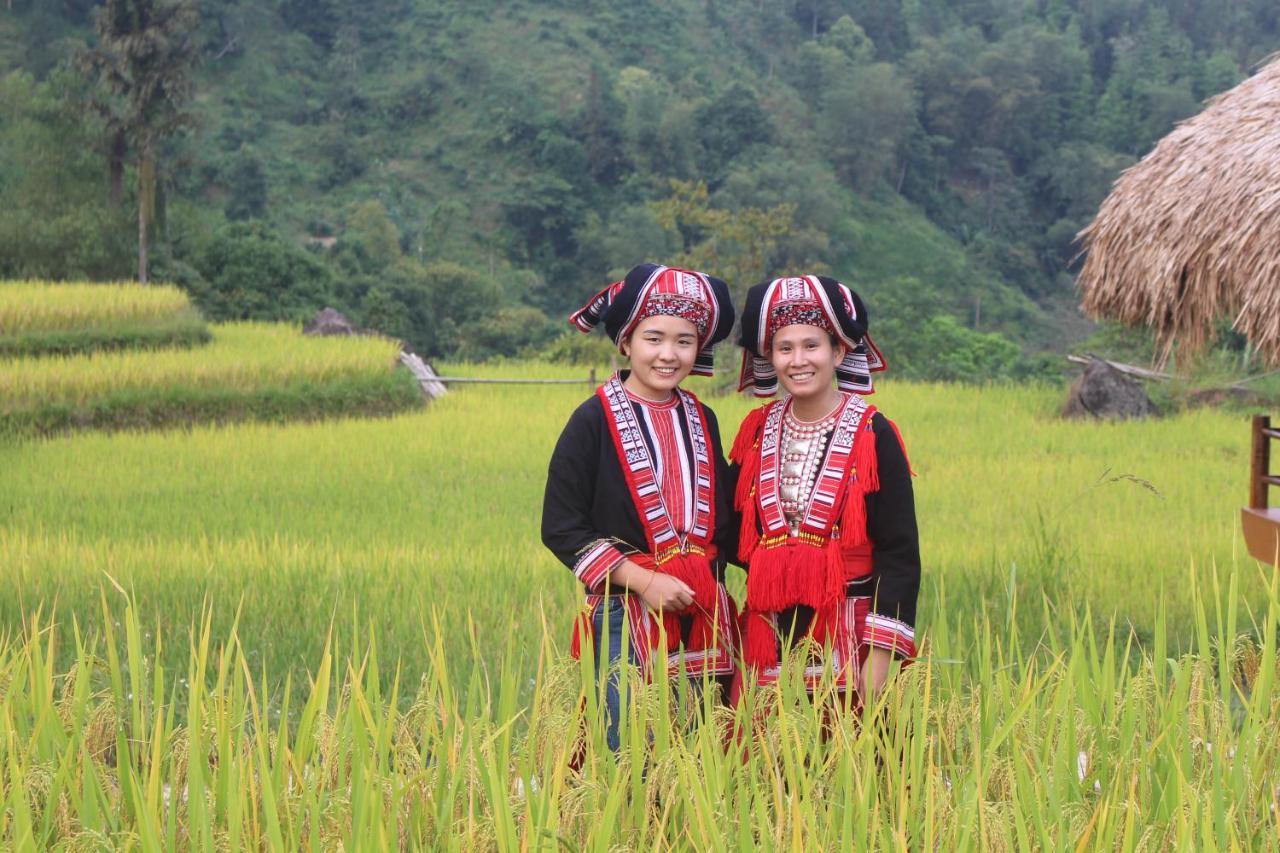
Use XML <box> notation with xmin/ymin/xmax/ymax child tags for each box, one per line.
<box><xmin>769</xmin><ymin>323</ymin><xmax>845</xmax><ymax>412</ymax></box>
<box><xmin>543</xmin><ymin>262</ymin><xmax>739</xmax><ymax>753</ymax></box>
<box><xmin>732</xmin><ymin>274</ymin><xmax>918</xmax><ymax>709</ymax></box>
<box><xmin>619</xmin><ymin>314</ymin><xmax>700</xmax><ymax>401</ymax></box>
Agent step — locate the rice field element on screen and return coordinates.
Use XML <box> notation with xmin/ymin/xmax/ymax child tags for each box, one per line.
<box><xmin>1</xmin><ymin>573</ymin><xmax>1276</xmax><ymax>848</ymax></box>
<box><xmin>1</xmin><ymin>361</ymin><xmax>1276</xmax><ymax>847</ymax></box>
<box><xmin>0</xmin><ymin>322</ymin><xmax>421</xmax><ymax>435</ymax></box>
<box><xmin>0</xmin><ymin>281</ymin><xmax>209</xmax><ymax>356</ymax></box>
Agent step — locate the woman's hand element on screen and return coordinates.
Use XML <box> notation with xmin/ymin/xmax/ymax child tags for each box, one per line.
<box><xmin>861</xmin><ymin>646</ymin><xmax>893</xmax><ymax>700</ymax></box>
<box><xmin>637</xmin><ymin>572</ymin><xmax>695</xmax><ymax>612</ymax></box>
<box><xmin>609</xmin><ymin>560</ymin><xmax>695</xmax><ymax>611</ymax></box>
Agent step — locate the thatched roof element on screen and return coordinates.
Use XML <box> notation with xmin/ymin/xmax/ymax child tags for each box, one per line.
<box><xmin>1077</xmin><ymin>56</ymin><xmax>1280</xmax><ymax>366</ymax></box>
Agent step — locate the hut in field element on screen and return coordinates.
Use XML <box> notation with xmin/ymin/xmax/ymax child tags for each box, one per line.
<box><xmin>1077</xmin><ymin>56</ymin><xmax>1280</xmax><ymax>368</ymax></box>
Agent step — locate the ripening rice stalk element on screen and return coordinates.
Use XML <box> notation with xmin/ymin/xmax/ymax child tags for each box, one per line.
<box><xmin>0</xmin><ymin>280</ymin><xmax>196</xmax><ymax>334</ymax></box>
<box><xmin>0</xmin><ymin>565</ymin><xmax>1275</xmax><ymax>849</ymax></box>
<box><xmin>0</xmin><ymin>281</ymin><xmax>210</xmax><ymax>358</ymax></box>
<box><xmin>0</xmin><ymin>322</ymin><xmax>404</xmax><ymax>410</ymax></box>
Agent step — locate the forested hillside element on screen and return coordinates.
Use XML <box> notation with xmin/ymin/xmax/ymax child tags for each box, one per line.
<box><xmin>2</xmin><ymin>0</ymin><xmax>1277</xmax><ymax>376</ymax></box>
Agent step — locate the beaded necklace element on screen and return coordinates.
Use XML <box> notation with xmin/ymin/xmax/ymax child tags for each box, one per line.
<box><xmin>778</xmin><ymin>394</ymin><xmax>846</xmax><ymax>535</ymax></box>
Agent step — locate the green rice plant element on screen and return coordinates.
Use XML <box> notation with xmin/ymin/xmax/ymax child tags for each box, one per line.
<box><xmin>0</xmin><ymin>280</ymin><xmax>210</xmax><ymax>356</ymax></box>
<box><xmin>0</xmin><ymin>364</ymin><xmax>1262</xmax><ymax>703</ymax></box>
<box><xmin>0</xmin><ymin>322</ymin><xmax>421</xmax><ymax>435</ymax></box>
<box><xmin>0</xmin><ymin>360</ymin><xmax>1276</xmax><ymax>844</ymax></box>
<box><xmin>0</xmin><ymin>564</ymin><xmax>1274</xmax><ymax>849</ymax></box>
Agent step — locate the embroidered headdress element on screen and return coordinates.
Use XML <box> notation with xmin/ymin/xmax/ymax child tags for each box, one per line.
<box><xmin>569</xmin><ymin>263</ymin><xmax>735</xmax><ymax>376</ymax></box>
<box><xmin>737</xmin><ymin>274</ymin><xmax>885</xmax><ymax>397</ymax></box>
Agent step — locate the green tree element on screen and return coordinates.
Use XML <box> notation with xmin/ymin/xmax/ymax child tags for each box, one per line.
<box><xmin>819</xmin><ymin>62</ymin><xmax>917</xmax><ymax>190</ymax></box>
<box><xmin>190</xmin><ymin>222</ymin><xmax>334</xmax><ymax>321</ymax></box>
<box><xmin>0</xmin><ymin>69</ymin><xmax>133</xmax><ymax>280</ymax></box>
<box><xmin>455</xmin><ymin>306</ymin><xmax>560</xmax><ymax>361</ymax></box>
<box><xmin>614</xmin><ymin>67</ymin><xmax>696</xmax><ymax>178</ymax></box>
<box><xmin>224</xmin><ymin>148</ymin><xmax>267</xmax><ymax>221</ymax></box>
<box><xmin>370</xmin><ymin>260</ymin><xmax>504</xmax><ymax>356</ymax></box>
<box><xmin>79</xmin><ymin>0</ymin><xmax>200</xmax><ymax>284</ymax></box>
<box><xmin>344</xmin><ymin>200</ymin><xmax>402</xmax><ymax>271</ymax></box>
<box><xmin>650</xmin><ymin>179</ymin><xmax>797</xmax><ymax>300</ymax></box>
<box><xmin>693</xmin><ymin>83</ymin><xmax>772</xmax><ymax>179</ymax></box>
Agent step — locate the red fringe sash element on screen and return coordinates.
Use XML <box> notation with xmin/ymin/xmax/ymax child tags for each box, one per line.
<box><xmin>572</xmin><ymin>378</ymin><xmax>730</xmax><ymax>677</ymax></box>
<box><xmin>730</xmin><ymin>396</ymin><xmax>880</xmax><ymax>671</ymax></box>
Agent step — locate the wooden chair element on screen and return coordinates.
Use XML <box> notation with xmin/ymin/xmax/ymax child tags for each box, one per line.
<box><xmin>1242</xmin><ymin>415</ymin><xmax>1280</xmax><ymax>565</ymax></box>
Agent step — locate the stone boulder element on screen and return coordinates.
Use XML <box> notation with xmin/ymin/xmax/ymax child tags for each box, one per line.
<box><xmin>303</xmin><ymin>307</ymin><xmax>357</xmax><ymax>337</ymax></box>
<box><xmin>1063</xmin><ymin>358</ymin><xmax>1158</xmax><ymax>420</ymax></box>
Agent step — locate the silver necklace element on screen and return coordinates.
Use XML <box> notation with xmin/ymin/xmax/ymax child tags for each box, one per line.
<box><xmin>778</xmin><ymin>398</ymin><xmax>843</xmax><ymax>533</ymax></box>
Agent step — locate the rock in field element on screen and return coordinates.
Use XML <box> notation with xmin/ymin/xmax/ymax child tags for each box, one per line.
<box><xmin>304</xmin><ymin>307</ymin><xmax>357</xmax><ymax>337</ymax></box>
<box><xmin>1063</xmin><ymin>357</ymin><xmax>1157</xmax><ymax>420</ymax></box>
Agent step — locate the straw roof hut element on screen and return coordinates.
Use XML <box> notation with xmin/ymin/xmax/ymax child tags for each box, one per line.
<box><xmin>1077</xmin><ymin>56</ymin><xmax>1280</xmax><ymax>367</ymax></box>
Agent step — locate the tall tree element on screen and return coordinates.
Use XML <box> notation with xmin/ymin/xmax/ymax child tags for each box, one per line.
<box><xmin>79</xmin><ymin>0</ymin><xmax>199</xmax><ymax>283</ymax></box>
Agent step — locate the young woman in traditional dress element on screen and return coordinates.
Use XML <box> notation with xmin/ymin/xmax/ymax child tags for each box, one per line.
<box><xmin>731</xmin><ymin>275</ymin><xmax>919</xmax><ymax>706</ymax></box>
<box><xmin>541</xmin><ymin>262</ymin><xmax>738</xmax><ymax>752</ymax></box>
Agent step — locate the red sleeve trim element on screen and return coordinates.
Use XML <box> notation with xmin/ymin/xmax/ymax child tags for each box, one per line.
<box><xmin>573</xmin><ymin>539</ymin><xmax>627</xmax><ymax>592</ymax></box>
<box><xmin>863</xmin><ymin>613</ymin><xmax>917</xmax><ymax>658</ymax></box>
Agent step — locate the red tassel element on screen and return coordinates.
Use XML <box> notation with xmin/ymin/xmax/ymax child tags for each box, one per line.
<box><xmin>734</xmin><ymin>456</ymin><xmax>757</xmax><ymax>510</ymax></box>
<box><xmin>688</xmin><ymin>608</ymin><xmax>715</xmax><ymax>653</ymax></box>
<box><xmin>732</xmin><ymin>406</ymin><xmax>765</xmax><ymax>566</ymax></box>
<box><xmin>730</xmin><ymin>406</ymin><xmax>768</xmax><ymax>466</ymax></box>
<box><xmin>854</xmin><ymin>406</ymin><xmax>880</xmax><ymax>495</ymax></box>
<box><xmin>823</xmin><ymin>539</ymin><xmax>845</xmax><ymax>607</ymax></box>
<box><xmin>746</xmin><ymin>542</ymin><xmax>831</xmax><ymax>612</ymax></box>
<box><xmin>808</xmin><ymin>600</ymin><xmax>841</xmax><ymax>650</ymax></box>
<box><xmin>660</xmin><ymin>554</ymin><xmax>719</xmax><ymax>612</ymax></box>
<box><xmin>839</xmin><ymin>480</ymin><xmax>869</xmax><ymax>548</ymax></box>
<box><xmin>743</xmin><ymin>611</ymin><xmax>778</xmax><ymax>670</ymax></box>
<box><xmin>738</xmin><ymin>488</ymin><xmax>759</xmax><ymax>563</ymax></box>
<box><xmin>838</xmin><ymin>412</ymin><xmax>879</xmax><ymax>548</ymax></box>
<box><xmin>662</xmin><ymin>612</ymin><xmax>681</xmax><ymax>654</ymax></box>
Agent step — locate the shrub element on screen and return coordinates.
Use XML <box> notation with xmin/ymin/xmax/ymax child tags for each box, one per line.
<box><xmin>189</xmin><ymin>222</ymin><xmax>335</xmax><ymax>322</ymax></box>
<box><xmin>455</xmin><ymin>306</ymin><xmax>560</xmax><ymax>361</ymax></box>
<box><xmin>537</xmin><ymin>330</ymin><xmax>618</xmax><ymax>366</ymax></box>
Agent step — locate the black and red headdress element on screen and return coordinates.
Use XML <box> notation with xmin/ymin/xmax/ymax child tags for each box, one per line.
<box><xmin>737</xmin><ymin>275</ymin><xmax>885</xmax><ymax>396</ymax></box>
<box><xmin>569</xmin><ymin>263</ymin><xmax>736</xmax><ymax>376</ymax></box>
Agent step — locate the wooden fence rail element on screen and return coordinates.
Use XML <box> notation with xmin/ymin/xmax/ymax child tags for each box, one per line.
<box><xmin>399</xmin><ymin>353</ymin><xmax>598</xmax><ymax>400</ymax></box>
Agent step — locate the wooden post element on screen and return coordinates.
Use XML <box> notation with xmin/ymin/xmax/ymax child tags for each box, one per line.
<box><xmin>1251</xmin><ymin>414</ymin><xmax>1271</xmax><ymax>509</ymax></box>
<box><xmin>589</xmin><ymin>368</ymin><xmax>597</xmax><ymax>387</ymax></box>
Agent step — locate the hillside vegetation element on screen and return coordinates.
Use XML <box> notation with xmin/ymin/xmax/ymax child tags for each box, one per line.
<box><xmin>3</xmin><ymin>0</ymin><xmax>1277</xmax><ymax>375</ymax></box>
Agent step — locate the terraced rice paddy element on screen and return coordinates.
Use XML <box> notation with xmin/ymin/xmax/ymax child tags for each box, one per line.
<box><xmin>0</xmin><ymin>322</ymin><xmax>421</xmax><ymax>435</ymax></box>
<box><xmin>0</xmin><ymin>281</ymin><xmax>209</xmax><ymax>356</ymax></box>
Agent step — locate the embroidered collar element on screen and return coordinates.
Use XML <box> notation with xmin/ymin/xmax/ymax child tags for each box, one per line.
<box><xmin>755</xmin><ymin>393</ymin><xmax>870</xmax><ymax>541</ymax></box>
<box><xmin>598</xmin><ymin>376</ymin><xmax>714</xmax><ymax>560</ymax></box>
